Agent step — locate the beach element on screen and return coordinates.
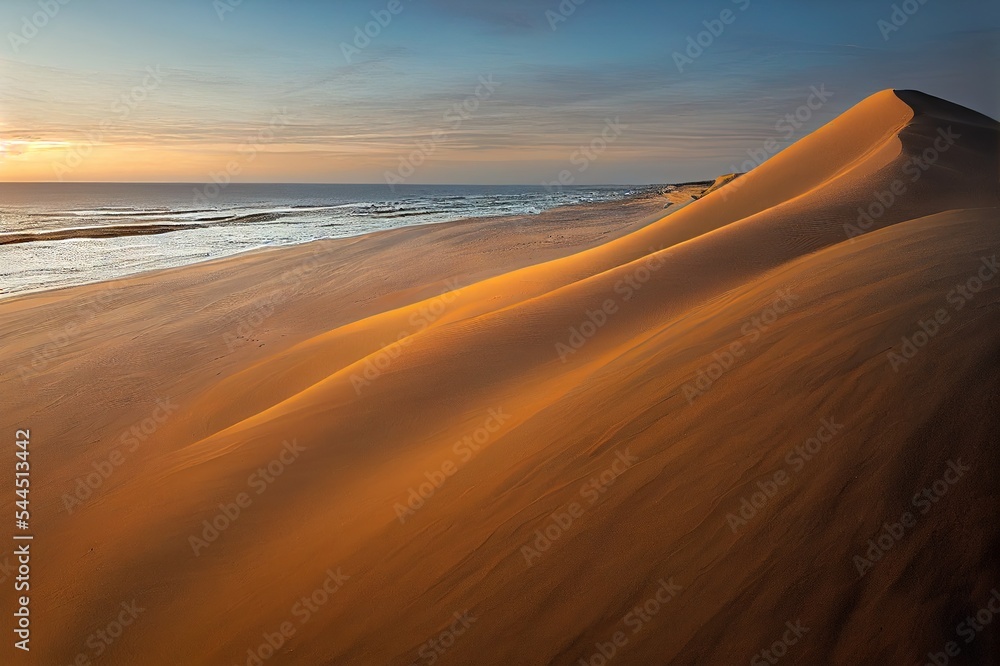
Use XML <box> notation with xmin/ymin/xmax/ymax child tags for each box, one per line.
<box><xmin>1</xmin><ymin>90</ymin><xmax>999</xmax><ymax>664</ymax></box>
<box><xmin>0</xmin><ymin>184</ymin><xmax>658</xmax><ymax>298</ymax></box>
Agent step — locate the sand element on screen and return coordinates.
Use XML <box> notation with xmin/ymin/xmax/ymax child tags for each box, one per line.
<box><xmin>0</xmin><ymin>89</ymin><xmax>997</xmax><ymax>665</ymax></box>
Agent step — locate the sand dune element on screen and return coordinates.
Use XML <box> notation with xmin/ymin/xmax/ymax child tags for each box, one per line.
<box><xmin>1</xmin><ymin>90</ymin><xmax>998</xmax><ymax>665</ymax></box>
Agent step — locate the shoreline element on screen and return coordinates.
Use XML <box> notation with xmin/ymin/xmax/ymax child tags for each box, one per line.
<box><xmin>0</xmin><ymin>184</ymin><xmax>696</xmax><ymax>303</ymax></box>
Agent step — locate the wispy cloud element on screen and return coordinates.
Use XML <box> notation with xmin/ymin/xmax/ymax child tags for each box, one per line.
<box><xmin>0</xmin><ymin>0</ymin><xmax>996</xmax><ymax>182</ymax></box>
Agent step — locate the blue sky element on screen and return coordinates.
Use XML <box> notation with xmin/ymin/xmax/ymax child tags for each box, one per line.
<box><xmin>1</xmin><ymin>0</ymin><xmax>997</xmax><ymax>183</ymax></box>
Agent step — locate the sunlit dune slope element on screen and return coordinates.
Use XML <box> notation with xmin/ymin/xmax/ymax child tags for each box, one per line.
<box><xmin>183</xmin><ymin>89</ymin><xmax>996</xmax><ymax>436</ymax></box>
<box><xmin>2</xmin><ymin>90</ymin><xmax>998</xmax><ymax>665</ymax></box>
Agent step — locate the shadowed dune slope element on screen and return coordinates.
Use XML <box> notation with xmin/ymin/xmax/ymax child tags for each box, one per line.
<box><xmin>2</xmin><ymin>90</ymin><xmax>998</xmax><ymax>665</ymax></box>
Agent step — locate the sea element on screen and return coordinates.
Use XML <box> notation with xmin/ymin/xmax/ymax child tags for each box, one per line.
<box><xmin>0</xmin><ymin>183</ymin><xmax>649</xmax><ymax>298</ymax></box>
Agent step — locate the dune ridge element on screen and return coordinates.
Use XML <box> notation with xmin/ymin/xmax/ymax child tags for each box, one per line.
<box><xmin>1</xmin><ymin>90</ymin><xmax>998</xmax><ymax>664</ymax></box>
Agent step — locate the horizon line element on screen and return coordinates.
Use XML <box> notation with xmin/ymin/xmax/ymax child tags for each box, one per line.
<box><xmin>0</xmin><ymin>181</ymin><xmax>685</xmax><ymax>187</ymax></box>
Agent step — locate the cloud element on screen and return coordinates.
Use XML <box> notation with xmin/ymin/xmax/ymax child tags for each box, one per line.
<box><xmin>0</xmin><ymin>140</ymin><xmax>25</xmax><ymax>158</ymax></box>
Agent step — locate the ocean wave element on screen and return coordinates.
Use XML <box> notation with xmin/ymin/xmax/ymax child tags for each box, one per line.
<box><xmin>0</xmin><ymin>223</ymin><xmax>204</xmax><ymax>245</ymax></box>
<box><xmin>216</xmin><ymin>212</ymin><xmax>285</xmax><ymax>225</ymax></box>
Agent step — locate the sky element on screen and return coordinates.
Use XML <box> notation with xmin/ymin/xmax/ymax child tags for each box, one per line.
<box><xmin>1</xmin><ymin>0</ymin><xmax>998</xmax><ymax>184</ymax></box>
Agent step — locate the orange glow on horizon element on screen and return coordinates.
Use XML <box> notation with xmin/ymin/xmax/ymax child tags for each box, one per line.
<box><xmin>0</xmin><ymin>140</ymin><xmax>620</xmax><ymax>184</ymax></box>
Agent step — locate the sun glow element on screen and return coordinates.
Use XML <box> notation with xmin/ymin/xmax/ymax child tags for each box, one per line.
<box><xmin>0</xmin><ymin>139</ymin><xmax>73</xmax><ymax>157</ymax></box>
